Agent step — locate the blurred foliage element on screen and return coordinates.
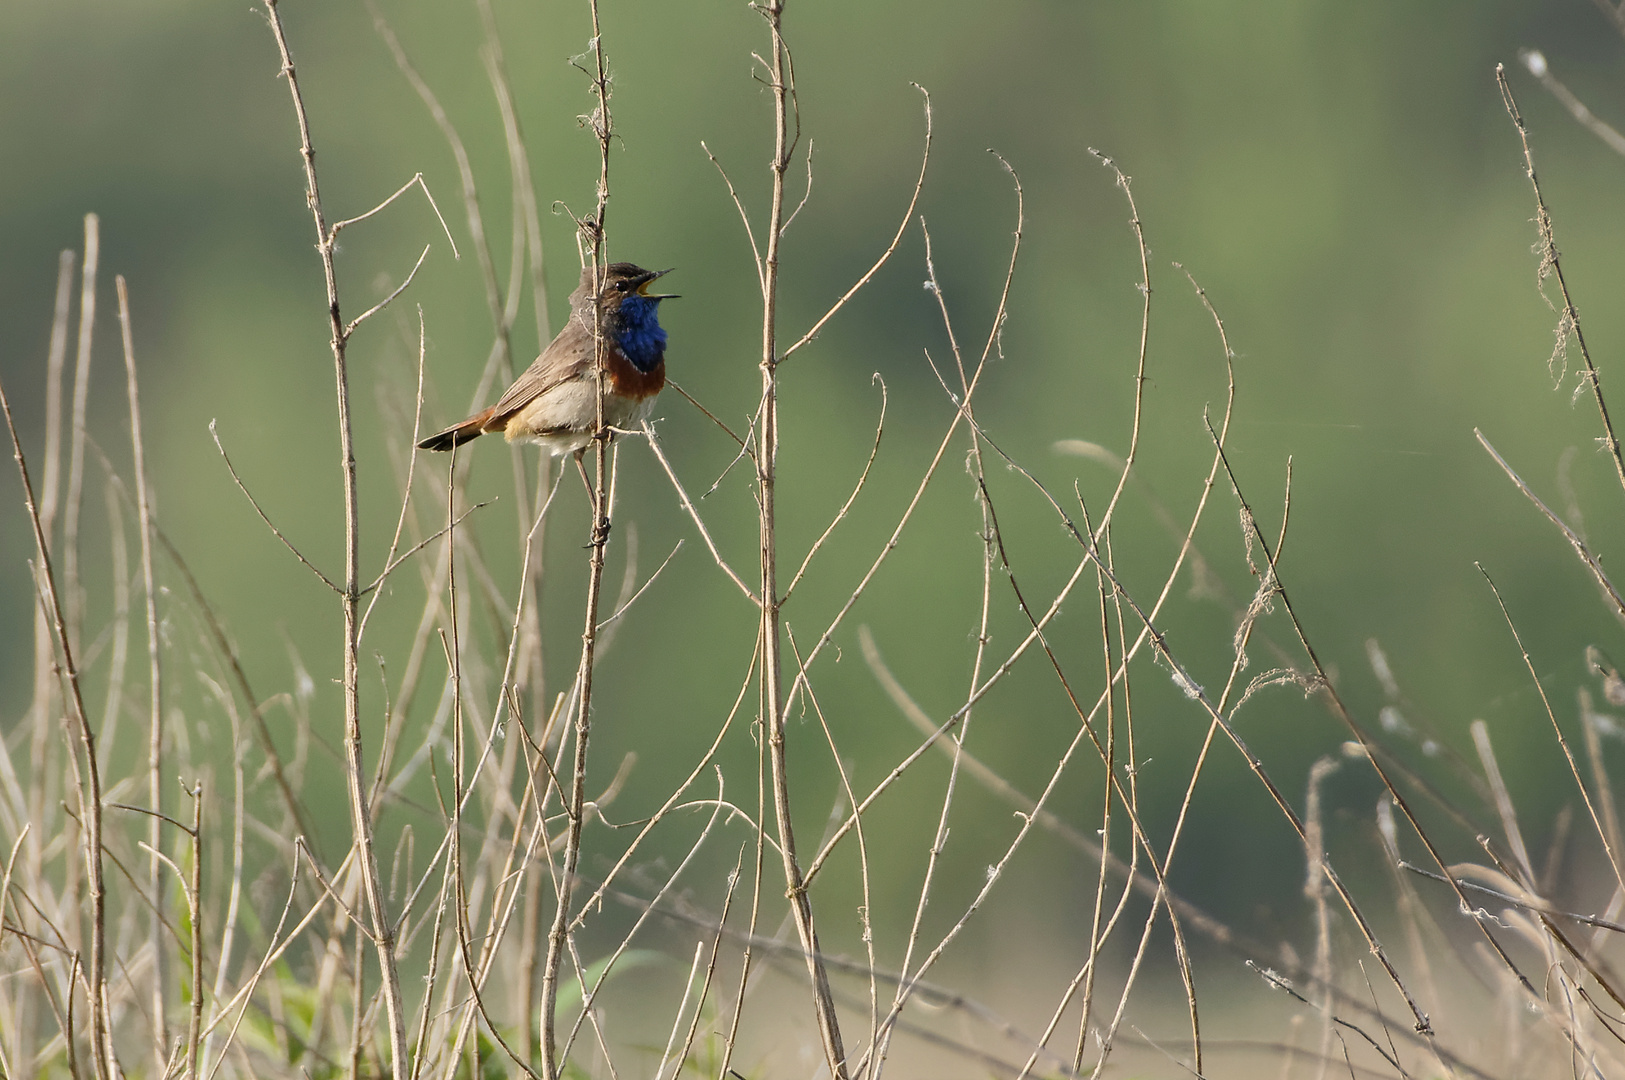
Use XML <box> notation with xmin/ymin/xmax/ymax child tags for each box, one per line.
<box><xmin>3</xmin><ymin>0</ymin><xmax>1625</xmax><ymax>961</ymax></box>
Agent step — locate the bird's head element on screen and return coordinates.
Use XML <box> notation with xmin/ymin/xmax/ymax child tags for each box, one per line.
<box><xmin>576</xmin><ymin>262</ymin><xmax>679</xmax><ymax>310</ymax></box>
<box><xmin>574</xmin><ymin>262</ymin><xmax>677</xmax><ymax>373</ymax></box>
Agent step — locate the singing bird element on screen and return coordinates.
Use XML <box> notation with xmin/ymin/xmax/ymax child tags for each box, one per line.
<box><xmin>417</xmin><ymin>262</ymin><xmax>677</xmax><ymax>456</ymax></box>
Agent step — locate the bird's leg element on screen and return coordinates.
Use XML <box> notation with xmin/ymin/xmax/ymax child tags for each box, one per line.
<box><xmin>572</xmin><ymin>448</ymin><xmax>593</xmax><ymax>500</ymax></box>
<box><xmin>574</xmin><ymin>447</ymin><xmax>612</xmax><ymax>545</ymax></box>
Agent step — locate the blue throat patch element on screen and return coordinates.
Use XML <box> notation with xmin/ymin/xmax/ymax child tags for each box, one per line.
<box><xmin>616</xmin><ymin>294</ymin><xmax>668</xmax><ymax>373</ymax></box>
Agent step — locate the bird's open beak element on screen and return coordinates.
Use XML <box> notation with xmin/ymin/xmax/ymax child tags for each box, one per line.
<box><xmin>636</xmin><ymin>267</ymin><xmax>680</xmax><ymax>300</ymax></box>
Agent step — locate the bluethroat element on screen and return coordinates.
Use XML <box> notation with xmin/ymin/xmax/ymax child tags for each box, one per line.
<box><xmin>417</xmin><ymin>262</ymin><xmax>677</xmax><ymax>455</ymax></box>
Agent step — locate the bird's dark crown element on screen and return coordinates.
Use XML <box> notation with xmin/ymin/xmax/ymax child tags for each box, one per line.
<box><xmin>572</xmin><ymin>262</ymin><xmax>679</xmax><ymax>307</ymax></box>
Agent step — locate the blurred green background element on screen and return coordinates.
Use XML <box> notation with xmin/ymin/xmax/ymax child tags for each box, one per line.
<box><xmin>3</xmin><ymin>0</ymin><xmax>1624</xmax><ymax>982</ymax></box>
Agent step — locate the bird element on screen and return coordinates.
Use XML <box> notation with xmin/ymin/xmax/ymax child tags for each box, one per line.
<box><xmin>416</xmin><ymin>262</ymin><xmax>677</xmax><ymax>457</ymax></box>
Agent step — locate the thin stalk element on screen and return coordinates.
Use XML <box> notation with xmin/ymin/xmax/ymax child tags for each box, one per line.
<box><xmin>63</xmin><ymin>213</ymin><xmax>99</xmax><ymax>650</ymax></box>
<box><xmin>185</xmin><ymin>782</ymin><xmax>204</xmax><ymax>1080</ymax></box>
<box><xmin>116</xmin><ymin>275</ymin><xmax>166</xmax><ymax>1070</ymax></box>
<box><xmin>754</xmin><ymin>3</ymin><xmax>848</xmax><ymax>1076</ymax></box>
<box><xmin>27</xmin><ymin>250</ymin><xmax>74</xmax><ymax>856</ymax></box>
<box><xmin>540</xmin><ymin>4</ymin><xmax>614</xmax><ymax>1074</ymax></box>
<box><xmin>260</xmin><ymin>2</ymin><xmax>410</xmax><ymax>1071</ymax></box>
<box><xmin>0</xmin><ymin>375</ymin><xmax>111</xmax><ymax>1078</ymax></box>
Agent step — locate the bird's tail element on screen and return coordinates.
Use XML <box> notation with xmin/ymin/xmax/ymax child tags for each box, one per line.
<box><xmin>416</xmin><ymin>406</ymin><xmax>498</xmax><ymax>452</ymax></box>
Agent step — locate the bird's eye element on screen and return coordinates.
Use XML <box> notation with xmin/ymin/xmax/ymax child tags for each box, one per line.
<box><xmin>615</xmin><ymin>280</ymin><xmax>631</xmax><ymax>292</ymax></box>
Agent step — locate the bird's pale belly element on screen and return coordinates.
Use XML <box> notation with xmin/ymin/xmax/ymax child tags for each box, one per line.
<box><xmin>502</xmin><ymin>373</ymin><xmax>660</xmax><ymax>456</ymax></box>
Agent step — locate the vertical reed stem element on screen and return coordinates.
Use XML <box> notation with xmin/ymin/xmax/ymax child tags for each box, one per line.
<box><xmin>755</xmin><ymin>3</ymin><xmax>848</xmax><ymax>1075</ymax></box>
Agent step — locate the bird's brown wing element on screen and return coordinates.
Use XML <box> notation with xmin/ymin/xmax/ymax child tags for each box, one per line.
<box><xmin>482</xmin><ymin>316</ymin><xmax>595</xmax><ymax>430</ymax></box>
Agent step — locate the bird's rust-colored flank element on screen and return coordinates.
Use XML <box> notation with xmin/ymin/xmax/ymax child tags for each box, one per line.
<box><xmin>605</xmin><ymin>347</ymin><xmax>665</xmax><ymax>400</ymax></box>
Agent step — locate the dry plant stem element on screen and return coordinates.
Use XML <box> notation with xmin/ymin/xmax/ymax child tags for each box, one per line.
<box><xmin>63</xmin><ymin>212</ymin><xmax>99</xmax><ymax>649</ymax></box>
<box><xmin>183</xmin><ymin>784</ymin><xmax>203</xmax><ymax>1080</ymax></box>
<box><xmin>28</xmin><ymin>250</ymin><xmax>75</xmax><ymax>831</ymax></box>
<box><xmin>195</xmin><ymin>680</ymin><xmax>247</xmax><ymax>1077</ymax></box>
<box><xmin>436</xmin><ymin>498</ymin><xmax>570</xmax><ymax>1079</ymax></box>
<box><xmin>658</xmin><ymin>944</ymin><xmax>708</xmax><ymax>1080</ymax></box>
<box><xmin>149</xmin><ymin>526</ymin><xmax>316</xmax><ymax>844</ymax></box>
<box><xmin>777</xmin><ymin>85</ymin><xmax>932</xmax><ymax>364</ymax></box>
<box><xmin>441</xmin><ymin>507</ymin><xmax>537</xmax><ymax>1080</ymax></box>
<box><xmin>1076</xmin><ymin>434</ymin><xmax>1286</xmax><ymax>1076</ymax></box>
<box><xmin>1579</xmin><ymin>689</ymin><xmax>1625</xmax><ymax>952</ymax></box>
<box><xmin>1194</xmin><ymin>426</ymin><xmax>1518</xmax><ymax>1020</ymax></box>
<box><xmin>1476</xmin><ymin>565</ymin><xmax>1625</xmax><ymax>897</ymax></box>
<box><xmin>642</xmin><ymin>422</ymin><xmax>758</xmax><ymax>603</ymax></box>
<box><xmin>821</xmin><ymin>257</ymin><xmax>1230</xmax><ymax>896</ymax></box>
<box><xmin>1471</xmin><ymin>722</ymin><xmax>1538</xmax><ymax>884</ymax></box>
<box><xmin>200</xmin><ymin>850</ymin><xmax>339</xmax><ymax>1078</ymax></box>
<box><xmin>1306</xmin><ymin>757</ymin><xmax>1338</xmax><ymax>1080</ymax></box>
<box><xmin>942</xmin><ymin>351</ymin><xmax>1442</xmax><ymax>1033</ymax></box>
<box><xmin>475</xmin><ymin>0</ymin><xmax>552</xmax><ymax>347</ymax></box>
<box><xmin>366</xmin><ymin>0</ymin><xmax>508</xmax><ymax>378</ymax></box>
<box><xmin>784</xmin><ymin>159</ymin><xmax>1017</xmax><ymax>707</ymax></box>
<box><xmin>1593</xmin><ymin>0</ymin><xmax>1625</xmax><ymax>38</ymax></box>
<box><xmin>1477</xmin><ymin>429</ymin><xmax>1625</xmax><ymax>626</ymax></box>
<box><xmin>1047</xmin><ymin>573</ymin><xmax>1129</xmax><ymax>1080</ymax></box>
<box><xmin>1478</xmin><ymin>840</ymin><xmax>1625</xmax><ymax>1021</ymax></box>
<box><xmin>540</xmin><ymin>4</ymin><xmax>615</xmax><ymax>1074</ymax></box>
<box><xmin>477</xmin><ymin>15</ymin><xmax>558</xmax><ymax>695</ymax></box>
<box><xmin>566</xmin><ymin>643</ymin><xmax>761</xmax><ymax>933</ymax></box>
<box><xmin>1083</xmin><ymin>153</ymin><xmax>1151</xmax><ymax>537</ymax></box>
<box><xmin>115</xmin><ymin>276</ymin><xmax>167</xmax><ymax>1067</ymax></box>
<box><xmin>783</xmin><ymin>377</ymin><xmax>885</xmax><ymax>602</ymax></box>
<box><xmin>1498</xmin><ymin>67</ymin><xmax>1625</xmax><ymax>499</ymax></box>
<box><xmin>368</xmin><ymin>0</ymin><xmax>544</xmax><ymax>567</ymax></box>
<box><xmin>368</xmin><ymin>4</ymin><xmax>550</xmax><ymax>722</ymax></box>
<box><xmin>788</xmin><ymin>628</ymin><xmax>882</xmax><ymax>1058</ymax></box>
<box><xmin>259</xmin><ymin>2</ymin><xmax>410</xmax><ymax>1070</ymax></box>
<box><xmin>860</xmin><ymin>626</ymin><xmax>1245</xmax><ymax>975</ymax></box>
<box><xmin>360</xmin><ymin>308</ymin><xmax>430</xmax><ymax>638</ymax></box>
<box><xmin>0</xmin><ymin>376</ymin><xmax>112</xmax><ymax>1079</ymax></box>
<box><xmin>975</xmin><ymin>305</ymin><xmax>1444</xmax><ymax>1041</ymax></box>
<box><xmin>872</xmin><ymin>225</ymin><xmax>1003</xmax><ymax>1080</ymax></box>
<box><xmin>37</xmin><ymin>248</ymin><xmax>74</xmax><ymax>546</ymax></box>
<box><xmin>751</xmin><ymin>4</ymin><xmax>848</xmax><ymax>1075</ymax></box>
<box><xmin>209</xmin><ymin>423</ymin><xmax>337</xmax><ymax>591</ymax></box>
<box><xmin>964</xmin><ymin>474</ymin><xmax>1194</xmax><ymax>1080</ymax></box>
<box><xmin>794</xmin><ymin>223</ymin><xmax>1018</xmax><ymax>884</ymax></box>
<box><xmin>1078</xmin><ymin>575</ymin><xmax>1121</xmax><ymax>1067</ymax></box>
<box><xmin>715</xmin><ymin>624</ymin><xmax>771</xmax><ymax>1080</ymax></box>
<box><xmin>1518</xmin><ymin>49</ymin><xmax>1625</xmax><ymax>157</ymax></box>
<box><xmin>558</xmin><ymin>793</ymin><xmax>727</xmax><ymax>1063</ymax></box>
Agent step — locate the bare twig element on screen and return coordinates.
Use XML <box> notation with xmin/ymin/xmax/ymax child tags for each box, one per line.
<box><xmin>259</xmin><ymin>2</ymin><xmax>411</xmax><ymax>1070</ymax></box>
<box><xmin>1520</xmin><ymin>50</ymin><xmax>1625</xmax><ymax>156</ymax></box>
<box><xmin>750</xmin><ymin>4</ymin><xmax>849</xmax><ymax>1074</ymax></box>
<box><xmin>702</xmin><ymin>142</ymin><xmax>764</xmax><ymax>288</ymax></box>
<box><xmin>784</xmin><ymin>375</ymin><xmax>885</xmax><ymax>602</ymax></box>
<box><xmin>115</xmin><ymin>275</ymin><xmax>167</xmax><ymax>1072</ymax></box>
<box><xmin>1476</xmin><ymin>428</ymin><xmax>1625</xmax><ymax>627</ymax></box>
<box><xmin>1498</xmin><ymin>66</ymin><xmax>1625</xmax><ymax>501</ymax></box>
<box><xmin>665</xmin><ymin>378</ymin><xmax>748</xmax><ymax>449</ymax></box>
<box><xmin>0</xmin><ymin>372</ymin><xmax>112</xmax><ymax>1078</ymax></box>
<box><xmin>540</xmin><ymin>5</ymin><xmax>618</xmax><ymax>1075</ymax></box>
<box><xmin>209</xmin><ymin>420</ymin><xmax>337</xmax><ymax>592</ymax></box>
<box><xmin>779</xmin><ymin>85</ymin><xmax>931</xmax><ymax>364</ymax></box>
<box><xmin>1476</xmin><ymin>563</ymin><xmax>1625</xmax><ymax>897</ymax></box>
<box><xmin>330</xmin><ymin>171</ymin><xmax>460</xmax><ymax>254</ymax></box>
<box><xmin>641</xmin><ymin>421</ymin><xmax>759</xmax><ymax>604</ymax></box>
<box><xmin>342</xmin><ymin>243</ymin><xmax>432</xmax><ymax>337</ymax></box>
<box><xmin>62</xmin><ymin>212</ymin><xmax>99</xmax><ymax>650</ymax></box>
